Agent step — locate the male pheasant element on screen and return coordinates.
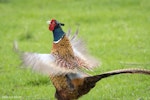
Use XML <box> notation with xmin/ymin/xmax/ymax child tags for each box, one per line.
<box><xmin>14</xmin><ymin>19</ymin><xmax>150</xmax><ymax>100</ymax></box>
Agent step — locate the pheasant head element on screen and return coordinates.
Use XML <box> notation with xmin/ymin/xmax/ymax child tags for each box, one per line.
<box><xmin>47</xmin><ymin>19</ymin><xmax>65</xmax><ymax>43</ymax></box>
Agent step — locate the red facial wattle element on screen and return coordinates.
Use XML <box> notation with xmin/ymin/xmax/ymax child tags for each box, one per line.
<box><xmin>49</xmin><ymin>19</ymin><xmax>56</xmax><ymax>31</ymax></box>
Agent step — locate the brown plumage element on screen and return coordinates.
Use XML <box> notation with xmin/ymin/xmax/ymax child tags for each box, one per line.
<box><xmin>53</xmin><ymin>69</ymin><xmax>150</xmax><ymax>100</ymax></box>
<box><xmin>14</xmin><ymin>19</ymin><xmax>150</xmax><ymax>100</ymax></box>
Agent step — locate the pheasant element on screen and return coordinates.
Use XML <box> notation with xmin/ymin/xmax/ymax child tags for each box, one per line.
<box><xmin>14</xmin><ymin>19</ymin><xmax>150</xmax><ymax>100</ymax></box>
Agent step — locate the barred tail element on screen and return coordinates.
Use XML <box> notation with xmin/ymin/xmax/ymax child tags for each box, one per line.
<box><xmin>85</xmin><ymin>68</ymin><xmax>150</xmax><ymax>84</ymax></box>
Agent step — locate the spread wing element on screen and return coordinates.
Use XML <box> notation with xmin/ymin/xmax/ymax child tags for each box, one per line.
<box><xmin>66</xmin><ymin>28</ymin><xmax>100</xmax><ymax>70</ymax></box>
<box><xmin>13</xmin><ymin>41</ymin><xmax>90</xmax><ymax>75</ymax></box>
<box><xmin>21</xmin><ymin>52</ymin><xmax>79</xmax><ymax>75</ymax></box>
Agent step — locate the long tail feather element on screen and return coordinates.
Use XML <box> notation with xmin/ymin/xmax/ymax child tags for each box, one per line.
<box><xmin>85</xmin><ymin>68</ymin><xmax>150</xmax><ymax>83</ymax></box>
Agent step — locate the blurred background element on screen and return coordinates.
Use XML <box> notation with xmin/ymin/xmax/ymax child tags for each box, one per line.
<box><xmin>0</xmin><ymin>0</ymin><xmax>150</xmax><ymax>99</ymax></box>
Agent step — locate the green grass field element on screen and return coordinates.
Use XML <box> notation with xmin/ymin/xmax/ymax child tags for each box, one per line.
<box><xmin>0</xmin><ymin>0</ymin><xmax>150</xmax><ymax>99</ymax></box>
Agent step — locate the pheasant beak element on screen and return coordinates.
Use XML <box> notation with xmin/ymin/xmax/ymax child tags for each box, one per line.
<box><xmin>47</xmin><ymin>21</ymin><xmax>51</xmax><ymax>25</ymax></box>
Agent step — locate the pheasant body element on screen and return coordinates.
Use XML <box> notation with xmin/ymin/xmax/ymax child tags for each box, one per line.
<box><xmin>51</xmin><ymin>36</ymin><xmax>77</xmax><ymax>69</ymax></box>
<box><xmin>48</xmin><ymin>19</ymin><xmax>97</xmax><ymax>99</ymax></box>
<box><xmin>14</xmin><ymin>19</ymin><xmax>150</xmax><ymax>100</ymax></box>
<box><xmin>50</xmin><ymin>73</ymin><xmax>95</xmax><ymax>100</ymax></box>
<box><xmin>50</xmin><ymin>28</ymin><xmax>94</xmax><ymax>99</ymax></box>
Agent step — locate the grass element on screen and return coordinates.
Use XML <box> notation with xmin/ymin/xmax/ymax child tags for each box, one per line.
<box><xmin>0</xmin><ymin>0</ymin><xmax>150</xmax><ymax>99</ymax></box>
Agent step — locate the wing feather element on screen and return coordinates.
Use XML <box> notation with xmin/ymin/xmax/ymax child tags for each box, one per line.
<box><xmin>67</xmin><ymin>29</ymin><xmax>100</xmax><ymax>70</ymax></box>
<box><xmin>21</xmin><ymin>52</ymin><xmax>78</xmax><ymax>75</ymax></box>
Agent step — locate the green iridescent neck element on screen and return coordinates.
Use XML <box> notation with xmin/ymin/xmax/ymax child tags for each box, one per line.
<box><xmin>53</xmin><ymin>27</ymin><xmax>65</xmax><ymax>43</ymax></box>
